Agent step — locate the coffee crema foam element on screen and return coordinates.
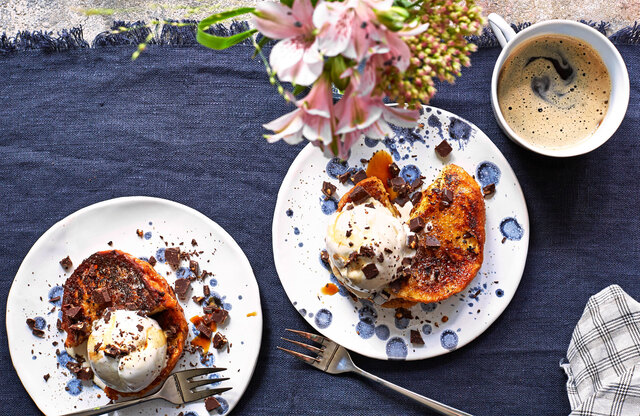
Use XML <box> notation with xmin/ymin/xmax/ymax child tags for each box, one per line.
<box><xmin>497</xmin><ymin>34</ymin><xmax>611</xmax><ymax>149</ymax></box>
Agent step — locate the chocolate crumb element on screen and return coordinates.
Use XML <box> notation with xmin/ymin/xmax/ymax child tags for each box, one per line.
<box><xmin>407</xmin><ymin>234</ymin><xmax>419</xmax><ymax>249</ymax></box>
<box><xmin>435</xmin><ymin>140</ymin><xmax>453</xmax><ymax>157</ymax></box>
<box><xmin>107</xmin><ymin>241</ymin><xmax>113</xmax><ymax>246</ymax></box>
<box><xmin>189</xmin><ymin>260</ymin><xmax>199</xmax><ymax>275</ymax></box>
<box><xmin>49</xmin><ymin>295</ymin><xmax>60</xmax><ymax>303</ymax></box>
<box><xmin>193</xmin><ymin>296</ymin><xmax>205</xmax><ymax>305</ymax></box>
<box><xmin>76</xmin><ymin>367</ymin><xmax>94</xmax><ymax>381</ymax></box>
<box><xmin>136</xmin><ymin>229</ymin><xmax>143</xmax><ymax>237</ymax></box>
<box><xmin>148</xmin><ymin>256</ymin><xmax>157</xmax><ymax>266</ymax></box>
<box><xmin>203</xmin><ymin>285</ymin><xmax>211</xmax><ymax>297</ymax></box>
<box><xmin>43</xmin><ymin>374</ymin><xmax>50</xmax><ymax>382</ymax></box>
<box><xmin>410</xmin><ymin>330</ymin><xmax>425</xmax><ymax>345</ymax></box>
<box><xmin>191</xmin><ymin>239</ymin><xmax>198</xmax><ymax>246</ymax></box>
<box><xmin>59</xmin><ymin>256</ymin><xmax>73</xmax><ymax>270</ymax></box>
<box><xmin>410</xmin><ymin>192</ymin><xmax>422</xmax><ymax>206</ymax></box>
<box><xmin>320</xmin><ymin>250</ymin><xmax>330</xmax><ymax>267</ymax></box>
<box><xmin>337</xmin><ymin>171</ymin><xmax>352</xmax><ymax>184</ymax></box>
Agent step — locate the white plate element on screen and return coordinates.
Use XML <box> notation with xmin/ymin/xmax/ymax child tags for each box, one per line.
<box><xmin>6</xmin><ymin>196</ymin><xmax>262</xmax><ymax>415</ymax></box>
<box><xmin>272</xmin><ymin>105</ymin><xmax>529</xmax><ymax>360</ymax></box>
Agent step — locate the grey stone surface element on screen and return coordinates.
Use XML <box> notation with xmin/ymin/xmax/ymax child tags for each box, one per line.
<box><xmin>0</xmin><ymin>0</ymin><xmax>638</xmax><ymax>42</ymax></box>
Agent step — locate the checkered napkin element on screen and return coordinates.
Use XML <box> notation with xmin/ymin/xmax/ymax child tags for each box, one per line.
<box><xmin>561</xmin><ymin>285</ymin><xmax>640</xmax><ymax>416</ymax></box>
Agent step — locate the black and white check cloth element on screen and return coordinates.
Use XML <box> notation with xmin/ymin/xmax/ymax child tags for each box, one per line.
<box><xmin>561</xmin><ymin>285</ymin><xmax>640</xmax><ymax>416</ymax></box>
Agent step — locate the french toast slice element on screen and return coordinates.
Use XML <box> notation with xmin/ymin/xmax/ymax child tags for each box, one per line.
<box><xmin>61</xmin><ymin>250</ymin><xmax>189</xmax><ymax>398</ymax></box>
<box><xmin>390</xmin><ymin>164</ymin><xmax>485</xmax><ymax>303</ymax></box>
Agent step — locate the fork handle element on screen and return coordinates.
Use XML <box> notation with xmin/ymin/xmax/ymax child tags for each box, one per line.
<box><xmin>352</xmin><ymin>367</ymin><xmax>473</xmax><ymax>416</ymax></box>
<box><xmin>60</xmin><ymin>394</ymin><xmax>160</xmax><ymax>416</ymax></box>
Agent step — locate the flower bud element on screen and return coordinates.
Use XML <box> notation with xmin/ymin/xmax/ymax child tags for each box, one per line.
<box><xmin>328</xmin><ymin>56</ymin><xmax>350</xmax><ymax>91</ymax></box>
<box><xmin>376</xmin><ymin>7</ymin><xmax>410</xmax><ymax>32</ymax></box>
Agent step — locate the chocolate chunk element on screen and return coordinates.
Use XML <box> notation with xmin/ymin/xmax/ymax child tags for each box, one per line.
<box><xmin>388</xmin><ymin>163</ymin><xmax>400</xmax><ymax>178</ymax></box>
<box><xmin>435</xmin><ymin>140</ymin><xmax>453</xmax><ymax>157</ymax></box>
<box><xmin>395</xmin><ymin>307</ymin><xmax>413</xmax><ymax>319</ymax></box>
<box><xmin>442</xmin><ymin>189</ymin><xmax>453</xmax><ymax>204</ymax></box>
<box><xmin>351</xmin><ymin>170</ymin><xmax>368</xmax><ymax>184</ymax></box>
<box><xmin>107</xmin><ymin>241</ymin><xmax>113</xmax><ymax>246</ymax></box>
<box><xmin>125</xmin><ymin>302</ymin><xmax>137</xmax><ymax>311</ymax></box>
<box><xmin>364</xmin><ymin>202</ymin><xmax>375</xmax><ymax>209</ymax></box>
<box><xmin>103</xmin><ymin>344</ymin><xmax>128</xmax><ymax>358</ymax></box>
<box><xmin>136</xmin><ymin>324</ymin><xmax>144</xmax><ymax>332</ymax></box>
<box><xmin>43</xmin><ymin>374</ymin><xmax>50</xmax><ymax>382</ymax></box>
<box><xmin>197</xmin><ymin>324</ymin><xmax>213</xmax><ymax>339</ymax></box>
<box><xmin>212</xmin><ymin>332</ymin><xmax>228</xmax><ymax>349</ymax></box>
<box><xmin>76</xmin><ymin>367</ymin><xmax>94</xmax><ymax>381</ymax></box>
<box><xmin>410</xmin><ymin>192</ymin><xmax>422</xmax><ymax>206</ymax></box>
<box><xmin>49</xmin><ymin>296</ymin><xmax>60</xmax><ymax>303</ymax></box>
<box><xmin>94</xmin><ymin>288</ymin><xmax>111</xmax><ymax>305</ymax></box>
<box><xmin>26</xmin><ymin>318</ymin><xmax>36</xmax><ymax>329</ymax></box>
<box><xmin>174</xmin><ymin>278</ymin><xmax>190</xmax><ymax>299</ymax></box>
<box><xmin>203</xmin><ymin>285</ymin><xmax>211</xmax><ymax>297</ymax></box>
<box><xmin>210</xmin><ymin>308</ymin><xmax>229</xmax><ymax>324</ymax></box>
<box><xmin>165</xmin><ymin>247</ymin><xmax>181</xmax><ymax>269</ymax></box>
<box><xmin>148</xmin><ymin>256</ymin><xmax>157</xmax><ymax>266</ymax></box>
<box><xmin>384</xmin><ymin>248</ymin><xmax>393</xmax><ymax>254</ymax></box>
<box><xmin>321</xmin><ymin>181</ymin><xmax>337</xmax><ymax>198</ymax></box>
<box><xmin>394</xmin><ymin>196</ymin><xmax>410</xmax><ymax>207</ymax></box>
<box><xmin>56</xmin><ymin>319</ymin><xmax>63</xmax><ymax>331</ymax></box>
<box><xmin>103</xmin><ymin>309</ymin><xmax>112</xmax><ymax>323</ymax></box>
<box><xmin>389</xmin><ymin>177</ymin><xmax>406</xmax><ymax>191</ymax></box>
<box><xmin>401</xmin><ymin>257</ymin><xmax>413</xmax><ymax>267</ymax></box>
<box><xmin>359</xmin><ymin>246</ymin><xmax>375</xmax><ymax>258</ymax></box>
<box><xmin>205</xmin><ymin>396</ymin><xmax>221</xmax><ymax>411</ymax></box>
<box><xmin>66</xmin><ymin>361</ymin><xmax>81</xmax><ymax>374</ymax></box>
<box><xmin>409</xmin><ymin>178</ymin><xmax>423</xmax><ymax>192</ymax></box>
<box><xmin>320</xmin><ymin>250</ymin><xmax>330</xmax><ymax>267</ymax></box>
<box><xmin>377</xmin><ymin>252</ymin><xmax>385</xmax><ymax>263</ymax></box>
<box><xmin>350</xmin><ymin>186</ymin><xmax>370</xmax><ymax>205</ymax></box>
<box><xmin>193</xmin><ymin>296</ymin><xmax>205</xmax><ymax>304</ymax></box>
<box><xmin>424</xmin><ymin>235</ymin><xmax>441</xmax><ymax>248</ymax></box>
<box><xmin>94</xmin><ymin>342</ymin><xmax>102</xmax><ymax>353</ymax></box>
<box><xmin>346</xmin><ymin>229</ymin><xmax>352</xmax><ymax>238</ymax></box>
<box><xmin>407</xmin><ymin>234</ymin><xmax>419</xmax><ymax>250</ymax></box>
<box><xmin>32</xmin><ymin>328</ymin><xmax>45</xmax><ymax>338</ymax></box>
<box><xmin>64</xmin><ymin>306</ymin><xmax>83</xmax><ymax>320</ymax></box>
<box><xmin>191</xmin><ymin>239</ymin><xmax>198</xmax><ymax>246</ymax></box>
<box><xmin>337</xmin><ymin>171</ymin><xmax>352</xmax><ymax>184</ymax></box>
<box><xmin>482</xmin><ymin>183</ymin><xmax>496</xmax><ymax>197</ymax></box>
<box><xmin>389</xmin><ymin>279</ymin><xmax>403</xmax><ymax>292</ymax></box>
<box><xmin>203</xmin><ymin>305</ymin><xmax>216</xmax><ymax>315</ymax></box>
<box><xmin>409</xmin><ymin>217</ymin><xmax>425</xmax><ymax>232</ymax></box>
<box><xmin>189</xmin><ymin>260</ymin><xmax>199</xmax><ymax>275</ymax></box>
<box><xmin>410</xmin><ymin>329</ymin><xmax>425</xmax><ymax>345</ymax></box>
<box><xmin>136</xmin><ymin>229</ymin><xmax>144</xmax><ymax>237</ymax></box>
<box><xmin>59</xmin><ymin>256</ymin><xmax>73</xmax><ymax>270</ymax></box>
<box><xmin>360</xmin><ymin>158</ymin><xmax>369</xmax><ymax>164</ymax></box>
<box><xmin>362</xmin><ymin>263</ymin><xmax>379</xmax><ymax>280</ymax></box>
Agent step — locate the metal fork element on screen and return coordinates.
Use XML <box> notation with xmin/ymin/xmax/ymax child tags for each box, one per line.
<box><xmin>279</xmin><ymin>329</ymin><xmax>473</xmax><ymax>416</ymax></box>
<box><xmin>62</xmin><ymin>368</ymin><xmax>231</xmax><ymax>416</ymax></box>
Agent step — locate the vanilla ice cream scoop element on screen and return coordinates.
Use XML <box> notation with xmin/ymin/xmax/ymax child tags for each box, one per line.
<box><xmin>325</xmin><ymin>198</ymin><xmax>414</xmax><ymax>297</ymax></box>
<box><xmin>87</xmin><ymin>309</ymin><xmax>167</xmax><ymax>393</ymax></box>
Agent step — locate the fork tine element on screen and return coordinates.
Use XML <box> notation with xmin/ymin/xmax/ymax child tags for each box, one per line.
<box><xmin>277</xmin><ymin>346</ymin><xmax>319</xmax><ymax>365</ymax></box>
<box><xmin>281</xmin><ymin>337</ymin><xmax>324</xmax><ymax>354</ymax></box>
<box><xmin>180</xmin><ymin>367</ymin><xmax>227</xmax><ymax>380</ymax></box>
<box><xmin>185</xmin><ymin>386</ymin><xmax>233</xmax><ymax>402</ymax></box>
<box><xmin>189</xmin><ymin>377</ymin><xmax>230</xmax><ymax>390</ymax></box>
<box><xmin>285</xmin><ymin>328</ymin><xmax>327</xmax><ymax>344</ymax></box>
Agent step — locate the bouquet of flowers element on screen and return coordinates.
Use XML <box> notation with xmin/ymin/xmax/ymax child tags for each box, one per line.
<box><xmin>195</xmin><ymin>0</ymin><xmax>485</xmax><ymax>158</ymax></box>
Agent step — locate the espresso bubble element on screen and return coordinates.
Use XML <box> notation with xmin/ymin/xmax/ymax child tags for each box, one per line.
<box><xmin>497</xmin><ymin>34</ymin><xmax>611</xmax><ymax>149</ymax></box>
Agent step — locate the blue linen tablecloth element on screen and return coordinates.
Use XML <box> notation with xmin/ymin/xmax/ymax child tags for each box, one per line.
<box><xmin>1</xmin><ymin>23</ymin><xmax>639</xmax><ymax>415</ymax></box>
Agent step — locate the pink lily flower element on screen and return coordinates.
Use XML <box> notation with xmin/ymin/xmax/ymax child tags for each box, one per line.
<box><xmin>252</xmin><ymin>0</ymin><xmax>323</xmax><ymax>86</ymax></box>
<box><xmin>263</xmin><ymin>75</ymin><xmax>335</xmax><ymax>145</ymax></box>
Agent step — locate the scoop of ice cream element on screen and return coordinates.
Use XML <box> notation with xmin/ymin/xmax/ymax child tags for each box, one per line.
<box><xmin>325</xmin><ymin>198</ymin><xmax>413</xmax><ymax>297</ymax></box>
<box><xmin>87</xmin><ymin>309</ymin><xmax>167</xmax><ymax>393</ymax></box>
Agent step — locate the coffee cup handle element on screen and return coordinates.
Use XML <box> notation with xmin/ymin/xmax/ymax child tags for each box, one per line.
<box><xmin>488</xmin><ymin>13</ymin><xmax>516</xmax><ymax>48</ymax></box>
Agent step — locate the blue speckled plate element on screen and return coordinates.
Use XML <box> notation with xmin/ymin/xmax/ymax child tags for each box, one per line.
<box><xmin>6</xmin><ymin>197</ymin><xmax>262</xmax><ymax>415</ymax></box>
<box><xmin>272</xmin><ymin>105</ymin><xmax>529</xmax><ymax>361</ymax></box>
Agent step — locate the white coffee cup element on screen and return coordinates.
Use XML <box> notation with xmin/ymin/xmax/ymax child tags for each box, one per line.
<box><xmin>488</xmin><ymin>13</ymin><xmax>630</xmax><ymax>157</ymax></box>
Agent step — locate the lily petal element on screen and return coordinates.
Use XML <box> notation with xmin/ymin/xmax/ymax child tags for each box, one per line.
<box><xmin>252</xmin><ymin>1</ymin><xmax>302</xmax><ymax>39</ymax></box>
<box><xmin>263</xmin><ymin>108</ymin><xmax>304</xmax><ymax>143</ymax></box>
<box><xmin>270</xmin><ymin>37</ymin><xmax>322</xmax><ymax>86</ymax></box>
<box><xmin>382</xmin><ymin>105</ymin><xmax>420</xmax><ymax>127</ymax></box>
<box><xmin>300</xmin><ymin>75</ymin><xmax>333</xmax><ymax>118</ymax></box>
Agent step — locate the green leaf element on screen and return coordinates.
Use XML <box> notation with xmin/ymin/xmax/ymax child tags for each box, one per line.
<box><xmin>292</xmin><ymin>84</ymin><xmax>308</xmax><ymax>96</ymax></box>
<box><xmin>197</xmin><ymin>7</ymin><xmax>258</xmax><ymax>50</ymax></box>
